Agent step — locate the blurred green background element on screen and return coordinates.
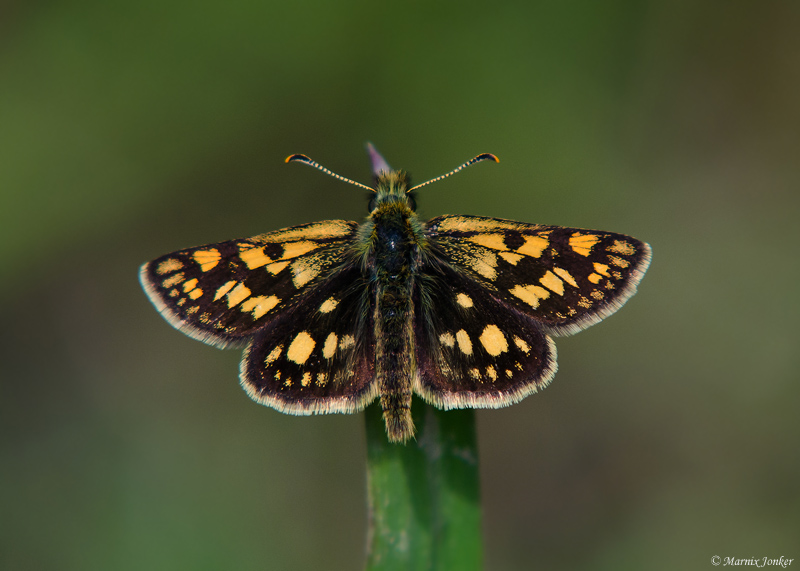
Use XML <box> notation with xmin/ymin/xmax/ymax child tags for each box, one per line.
<box><xmin>2</xmin><ymin>1</ymin><xmax>798</xmax><ymax>569</ymax></box>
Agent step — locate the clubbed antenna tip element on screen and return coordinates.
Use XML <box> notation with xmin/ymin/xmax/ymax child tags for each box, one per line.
<box><xmin>285</xmin><ymin>153</ymin><xmax>374</xmax><ymax>192</ymax></box>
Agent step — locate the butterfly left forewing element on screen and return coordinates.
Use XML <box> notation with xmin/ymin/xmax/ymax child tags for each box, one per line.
<box><xmin>425</xmin><ymin>215</ymin><xmax>651</xmax><ymax>336</ymax></box>
<box><xmin>140</xmin><ymin>220</ymin><xmax>359</xmax><ymax>348</ymax></box>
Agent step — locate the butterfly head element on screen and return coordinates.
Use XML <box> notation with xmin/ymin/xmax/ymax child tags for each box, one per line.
<box><xmin>369</xmin><ymin>170</ymin><xmax>417</xmax><ymax>213</ymax></box>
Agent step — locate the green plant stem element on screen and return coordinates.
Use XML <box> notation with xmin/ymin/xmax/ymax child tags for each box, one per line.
<box><xmin>365</xmin><ymin>399</ymin><xmax>482</xmax><ymax>571</ymax></box>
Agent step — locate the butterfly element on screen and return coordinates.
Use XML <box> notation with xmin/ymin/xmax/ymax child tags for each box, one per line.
<box><xmin>140</xmin><ymin>144</ymin><xmax>651</xmax><ymax>443</ymax></box>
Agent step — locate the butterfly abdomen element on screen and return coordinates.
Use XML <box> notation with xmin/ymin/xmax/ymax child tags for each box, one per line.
<box><xmin>368</xmin><ymin>198</ymin><xmax>421</xmax><ymax>442</ymax></box>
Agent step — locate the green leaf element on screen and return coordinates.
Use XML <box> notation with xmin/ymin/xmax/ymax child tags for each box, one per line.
<box><xmin>365</xmin><ymin>399</ymin><xmax>482</xmax><ymax>571</ymax></box>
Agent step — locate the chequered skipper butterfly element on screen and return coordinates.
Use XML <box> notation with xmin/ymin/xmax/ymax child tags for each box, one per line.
<box><xmin>140</xmin><ymin>145</ymin><xmax>651</xmax><ymax>442</ymax></box>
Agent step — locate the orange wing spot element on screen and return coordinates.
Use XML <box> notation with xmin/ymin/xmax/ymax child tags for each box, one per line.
<box><xmin>469</xmin><ymin>251</ymin><xmax>498</xmax><ymax>280</ymax></box>
<box><xmin>499</xmin><ymin>251</ymin><xmax>523</xmax><ymax>265</ymax></box>
<box><xmin>607</xmin><ymin>240</ymin><xmax>636</xmax><ymax>255</ymax></box>
<box><xmin>241</xmin><ymin>295</ymin><xmax>280</xmax><ymax>319</ymax></box>
<box><xmin>239</xmin><ymin>246</ymin><xmax>272</xmax><ymax>270</ymax></box>
<box><xmin>479</xmin><ymin>325</ymin><xmax>508</xmax><ymax>356</ymax></box>
<box><xmin>281</xmin><ymin>240</ymin><xmax>319</xmax><ymax>260</ymax></box>
<box><xmin>226</xmin><ymin>282</ymin><xmax>251</xmax><ymax>307</ymax></box>
<box><xmin>593</xmin><ymin>262</ymin><xmax>611</xmax><ymax>277</ymax></box>
<box><xmin>193</xmin><ymin>249</ymin><xmax>221</xmax><ymax>272</ymax></box>
<box><xmin>467</xmin><ymin>233</ymin><xmax>507</xmax><ymax>251</ymax></box>
<box><xmin>156</xmin><ymin>259</ymin><xmax>183</xmax><ymax>275</ymax></box>
<box><xmin>162</xmin><ymin>273</ymin><xmax>185</xmax><ymax>288</ymax></box>
<box><xmin>539</xmin><ymin>271</ymin><xmax>565</xmax><ymax>296</ymax></box>
<box><xmin>439</xmin><ymin>332</ymin><xmax>455</xmax><ymax>348</ymax></box>
<box><xmin>436</xmin><ymin>217</ymin><xmax>524</xmax><ymax>233</ymax></box>
<box><xmin>214</xmin><ymin>280</ymin><xmax>237</xmax><ymax>301</ymax></box>
<box><xmin>456</xmin><ymin>329</ymin><xmax>473</xmax><ymax>355</ymax></box>
<box><xmin>609</xmin><ymin>256</ymin><xmax>630</xmax><ymax>268</ymax></box>
<box><xmin>265</xmin><ymin>345</ymin><xmax>283</xmax><ymax>365</ymax></box>
<box><xmin>553</xmin><ymin>267</ymin><xmax>578</xmax><ymax>288</ymax></box>
<box><xmin>510</xmin><ymin>284</ymin><xmax>550</xmax><ymax>308</ymax></box>
<box><xmin>287</xmin><ymin>331</ymin><xmax>315</xmax><ymax>365</ymax></box>
<box><xmin>569</xmin><ymin>233</ymin><xmax>600</xmax><ymax>256</ymax></box>
<box><xmin>267</xmin><ymin>261</ymin><xmax>290</xmax><ymax>275</ymax></box>
<box><xmin>517</xmin><ymin>235</ymin><xmax>548</xmax><ymax>258</ymax></box>
<box><xmin>513</xmin><ymin>336</ymin><xmax>530</xmax><ymax>354</ymax></box>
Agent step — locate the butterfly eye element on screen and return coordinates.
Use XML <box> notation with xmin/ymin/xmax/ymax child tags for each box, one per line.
<box><xmin>406</xmin><ymin>192</ymin><xmax>417</xmax><ymax>212</ymax></box>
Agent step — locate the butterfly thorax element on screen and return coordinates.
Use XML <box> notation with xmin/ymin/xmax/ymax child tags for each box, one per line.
<box><xmin>361</xmin><ymin>171</ymin><xmax>425</xmax><ymax>442</ymax></box>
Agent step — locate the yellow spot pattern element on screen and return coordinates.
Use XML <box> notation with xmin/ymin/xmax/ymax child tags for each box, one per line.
<box><xmin>157</xmin><ymin>259</ymin><xmax>183</xmax><ymax>275</ymax></box>
<box><xmin>226</xmin><ymin>283</ymin><xmax>251</xmax><ymax>307</ymax></box>
<box><xmin>539</xmin><ymin>270</ymin><xmax>565</xmax><ymax>296</ymax></box>
<box><xmin>479</xmin><ymin>325</ymin><xmax>508</xmax><ymax>356</ymax></box>
<box><xmin>436</xmin><ymin>217</ymin><xmax>524</xmax><ymax>233</ymax></box>
<box><xmin>439</xmin><ymin>332</ymin><xmax>455</xmax><ymax>348</ymax></box>
<box><xmin>469</xmin><ymin>251</ymin><xmax>498</xmax><ymax>280</ymax></box>
<box><xmin>609</xmin><ymin>256</ymin><xmax>630</xmax><ymax>268</ymax></box>
<box><xmin>513</xmin><ymin>336</ymin><xmax>530</xmax><ymax>354</ymax></box>
<box><xmin>607</xmin><ymin>240</ymin><xmax>635</xmax><ymax>255</ymax></box>
<box><xmin>239</xmin><ymin>246</ymin><xmax>273</xmax><ymax>270</ymax></box>
<box><xmin>569</xmin><ymin>233</ymin><xmax>600</xmax><ymax>256</ymax></box>
<box><xmin>241</xmin><ymin>295</ymin><xmax>280</xmax><ymax>319</ymax></box>
<box><xmin>281</xmin><ymin>240</ymin><xmax>319</xmax><ymax>259</ymax></box>
<box><xmin>553</xmin><ymin>267</ymin><xmax>578</xmax><ymax>288</ymax></box>
<box><xmin>593</xmin><ymin>262</ymin><xmax>610</xmax><ymax>277</ymax></box>
<box><xmin>467</xmin><ymin>233</ymin><xmax>507</xmax><ymax>251</ymax></box>
<box><xmin>510</xmin><ymin>284</ymin><xmax>550</xmax><ymax>308</ymax></box>
<box><xmin>323</xmin><ymin>333</ymin><xmax>338</xmax><ymax>359</ymax></box>
<box><xmin>287</xmin><ymin>331</ymin><xmax>315</xmax><ymax>365</ymax></box>
<box><xmin>319</xmin><ymin>297</ymin><xmax>339</xmax><ymax>313</ymax></box>
<box><xmin>517</xmin><ymin>235</ymin><xmax>548</xmax><ymax>258</ymax></box>
<box><xmin>456</xmin><ymin>329</ymin><xmax>473</xmax><ymax>355</ymax></box>
<box><xmin>260</xmin><ymin>221</ymin><xmax>352</xmax><ymax>242</ymax></box>
<box><xmin>214</xmin><ymin>280</ymin><xmax>237</xmax><ymax>301</ymax></box>
<box><xmin>267</xmin><ymin>261</ymin><xmax>290</xmax><ymax>275</ymax></box>
<box><xmin>265</xmin><ymin>345</ymin><xmax>282</xmax><ymax>365</ymax></box>
<box><xmin>162</xmin><ymin>273</ymin><xmax>184</xmax><ymax>288</ymax></box>
<box><xmin>193</xmin><ymin>249</ymin><xmax>221</xmax><ymax>272</ymax></box>
<box><xmin>456</xmin><ymin>293</ymin><xmax>474</xmax><ymax>308</ymax></box>
<box><xmin>499</xmin><ymin>251</ymin><xmax>523</xmax><ymax>265</ymax></box>
<box><xmin>291</xmin><ymin>256</ymin><xmax>322</xmax><ymax>288</ymax></box>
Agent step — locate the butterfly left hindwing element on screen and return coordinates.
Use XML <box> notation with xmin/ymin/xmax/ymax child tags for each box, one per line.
<box><xmin>240</xmin><ymin>264</ymin><xmax>378</xmax><ymax>415</ymax></box>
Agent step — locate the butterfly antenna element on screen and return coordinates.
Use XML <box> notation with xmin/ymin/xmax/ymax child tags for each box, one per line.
<box><xmin>408</xmin><ymin>153</ymin><xmax>499</xmax><ymax>193</ymax></box>
<box><xmin>286</xmin><ymin>154</ymin><xmax>375</xmax><ymax>192</ymax></box>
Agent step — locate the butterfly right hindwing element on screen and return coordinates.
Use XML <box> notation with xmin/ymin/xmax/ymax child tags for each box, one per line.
<box><xmin>414</xmin><ymin>259</ymin><xmax>557</xmax><ymax>410</ymax></box>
